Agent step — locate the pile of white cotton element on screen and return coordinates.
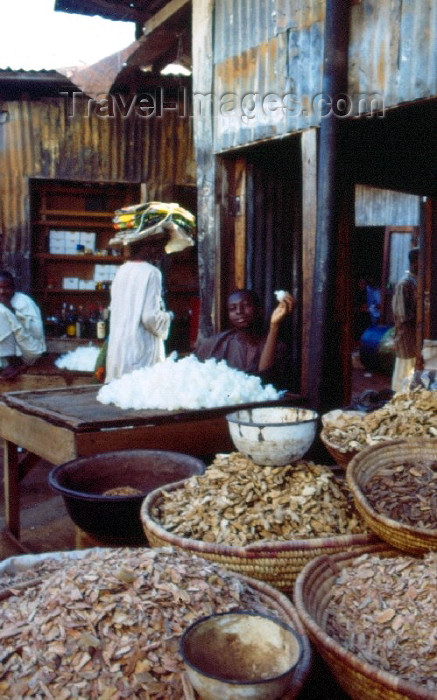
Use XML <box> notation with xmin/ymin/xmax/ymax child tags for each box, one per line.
<box><xmin>96</xmin><ymin>354</ymin><xmax>279</xmax><ymax>411</ymax></box>
<box><xmin>54</xmin><ymin>345</ymin><xmax>100</xmax><ymax>372</ymax></box>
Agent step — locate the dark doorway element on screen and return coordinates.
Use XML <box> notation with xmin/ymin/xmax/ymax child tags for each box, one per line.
<box><xmin>244</xmin><ymin>138</ymin><xmax>302</xmax><ymax>392</ymax></box>
<box><xmin>351</xmin><ymin>226</ymin><xmax>384</xmax><ymax>343</ymax></box>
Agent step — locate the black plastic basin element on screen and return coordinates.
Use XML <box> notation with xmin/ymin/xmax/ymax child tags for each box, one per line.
<box><xmin>49</xmin><ymin>449</ymin><xmax>205</xmax><ymax>546</ymax></box>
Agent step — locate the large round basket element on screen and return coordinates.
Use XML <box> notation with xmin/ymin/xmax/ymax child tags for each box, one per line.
<box><xmin>346</xmin><ymin>438</ymin><xmax>437</xmax><ymax>554</ymax></box>
<box><xmin>140</xmin><ymin>481</ymin><xmax>379</xmax><ymax>594</ymax></box>
<box><xmin>294</xmin><ymin>544</ymin><xmax>435</xmax><ymax>700</ymax></box>
<box><xmin>320</xmin><ymin>429</ymin><xmax>359</xmax><ymax>469</ymax></box>
<box><xmin>0</xmin><ymin>547</ymin><xmax>312</xmax><ymax>700</ymax></box>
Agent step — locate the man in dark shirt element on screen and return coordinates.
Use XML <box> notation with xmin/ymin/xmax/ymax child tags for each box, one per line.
<box><xmin>195</xmin><ymin>288</ymin><xmax>295</xmax><ymax>389</ymax></box>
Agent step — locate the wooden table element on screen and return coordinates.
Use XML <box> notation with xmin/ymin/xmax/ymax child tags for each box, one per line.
<box><xmin>0</xmin><ymin>385</ymin><xmax>299</xmax><ymax>542</ymax></box>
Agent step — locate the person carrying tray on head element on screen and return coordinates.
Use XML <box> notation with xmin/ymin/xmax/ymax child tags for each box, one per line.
<box><xmin>104</xmin><ymin>203</ymin><xmax>195</xmax><ymax>383</ymax></box>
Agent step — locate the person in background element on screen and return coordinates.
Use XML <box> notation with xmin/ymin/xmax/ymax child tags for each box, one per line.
<box><xmin>195</xmin><ymin>288</ymin><xmax>295</xmax><ymax>389</ymax></box>
<box><xmin>366</xmin><ymin>277</ymin><xmax>381</xmax><ymax>326</ymax></box>
<box><xmin>105</xmin><ymin>232</ymin><xmax>174</xmax><ymax>382</ymax></box>
<box><xmin>0</xmin><ymin>269</ymin><xmax>46</xmax><ymax>379</ymax></box>
<box><xmin>391</xmin><ymin>247</ymin><xmax>419</xmax><ymax>392</ymax></box>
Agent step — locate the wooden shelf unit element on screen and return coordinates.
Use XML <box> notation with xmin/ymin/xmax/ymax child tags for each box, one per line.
<box><xmin>30</xmin><ymin>179</ymin><xmax>200</xmax><ymax>351</ymax></box>
<box><xmin>30</xmin><ymin>179</ymin><xmax>140</xmax><ymax>331</ymax></box>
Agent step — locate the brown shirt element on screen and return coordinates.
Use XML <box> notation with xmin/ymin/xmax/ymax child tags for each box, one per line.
<box><xmin>195</xmin><ymin>329</ymin><xmax>291</xmax><ymax>389</ymax></box>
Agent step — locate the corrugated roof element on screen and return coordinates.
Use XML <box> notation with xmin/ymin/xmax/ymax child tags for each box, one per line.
<box><xmin>54</xmin><ymin>0</ymin><xmax>170</xmax><ymax>23</ymax></box>
<box><xmin>0</xmin><ymin>68</ymin><xmax>78</xmax><ymax>97</ymax></box>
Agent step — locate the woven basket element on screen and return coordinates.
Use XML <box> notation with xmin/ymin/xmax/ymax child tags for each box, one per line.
<box><xmin>140</xmin><ymin>481</ymin><xmax>379</xmax><ymax>594</ymax></box>
<box><xmin>346</xmin><ymin>439</ymin><xmax>437</xmax><ymax>554</ymax></box>
<box><xmin>0</xmin><ymin>547</ymin><xmax>312</xmax><ymax>700</ymax></box>
<box><xmin>320</xmin><ymin>429</ymin><xmax>359</xmax><ymax>469</ymax></box>
<box><xmin>294</xmin><ymin>544</ymin><xmax>435</xmax><ymax>700</ymax></box>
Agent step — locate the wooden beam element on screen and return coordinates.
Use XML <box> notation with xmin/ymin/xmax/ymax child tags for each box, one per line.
<box><xmin>234</xmin><ymin>158</ymin><xmax>247</xmax><ymax>289</ymax></box>
<box><xmin>301</xmin><ymin>129</ymin><xmax>317</xmax><ymax>398</ymax></box>
<box><xmin>143</xmin><ymin>0</ymin><xmax>190</xmax><ymax>36</ymax></box>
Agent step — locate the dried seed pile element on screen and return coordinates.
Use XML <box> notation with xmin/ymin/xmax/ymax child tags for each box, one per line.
<box><xmin>151</xmin><ymin>453</ymin><xmax>366</xmax><ymax>545</ymax></box>
<box><xmin>322</xmin><ymin>389</ymin><xmax>437</xmax><ymax>453</ymax></box>
<box><xmin>326</xmin><ymin>552</ymin><xmax>437</xmax><ymax>692</ymax></box>
<box><xmin>363</xmin><ymin>462</ymin><xmax>437</xmax><ymax>529</ymax></box>
<box><xmin>0</xmin><ymin>548</ymin><xmax>288</xmax><ymax>699</ymax></box>
<box><xmin>102</xmin><ymin>486</ymin><xmax>143</xmax><ymax>497</ymax></box>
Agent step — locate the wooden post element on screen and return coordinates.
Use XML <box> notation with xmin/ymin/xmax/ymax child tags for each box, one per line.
<box><xmin>307</xmin><ymin>0</ymin><xmax>351</xmax><ymax>413</ymax></box>
<box><xmin>234</xmin><ymin>158</ymin><xmax>247</xmax><ymax>290</ymax></box>
<box><xmin>192</xmin><ymin>0</ymin><xmax>216</xmax><ymax>341</ymax></box>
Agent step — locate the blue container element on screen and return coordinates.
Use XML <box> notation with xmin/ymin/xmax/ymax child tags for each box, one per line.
<box><xmin>359</xmin><ymin>325</ymin><xmax>395</xmax><ymax>375</ymax></box>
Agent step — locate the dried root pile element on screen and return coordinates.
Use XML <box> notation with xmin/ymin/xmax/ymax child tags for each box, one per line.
<box><xmin>322</xmin><ymin>389</ymin><xmax>437</xmax><ymax>453</ymax></box>
<box><xmin>151</xmin><ymin>453</ymin><xmax>366</xmax><ymax>545</ymax></box>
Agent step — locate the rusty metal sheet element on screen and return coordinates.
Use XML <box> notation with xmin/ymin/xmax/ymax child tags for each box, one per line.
<box><xmin>212</xmin><ymin>0</ymin><xmax>437</xmax><ymax>152</ymax></box>
<box><xmin>0</xmin><ymin>90</ymin><xmax>195</xmax><ymax>282</ymax></box>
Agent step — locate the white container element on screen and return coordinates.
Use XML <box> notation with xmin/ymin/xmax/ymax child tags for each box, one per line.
<box><xmin>226</xmin><ymin>406</ymin><xmax>318</xmax><ymax>466</ymax></box>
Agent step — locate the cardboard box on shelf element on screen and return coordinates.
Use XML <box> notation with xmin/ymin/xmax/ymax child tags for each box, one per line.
<box><xmin>78</xmin><ymin>279</ymin><xmax>96</xmax><ymax>290</ymax></box>
<box><xmin>65</xmin><ymin>232</ymin><xmax>81</xmax><ymax>254</ymax></box>
<box><xmin>93</xmin><ymin>264</ymin><xmax>111</xmax><ymax>282</ymax></box>
<box><xmin>49</xmin><ymin>230</ymin><xmax>66</xmax><ymax>254</ymax></box>
<box><xmin>80</xmin><ymin>232</ymin><xmax>96</xmax><ymax>252</ymax></box>
<box><xmin>62</xmin><ymin>277</ymin><xmax>80</xmax><ymax>290</ymax></box>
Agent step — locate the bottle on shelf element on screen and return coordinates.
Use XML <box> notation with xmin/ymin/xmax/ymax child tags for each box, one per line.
<box><xmin>66</xmin><ymin>304</ymin><xmax>77</xmax><ymax>338</ymax></box>
<box><xmin>59</xmin><ymin>302</ymin><xmax>68</xmax><ymax>337</ymax></box>
<box><xmin>96</xmin><ymin>306</ymin><xmax>108</xmax><ymax>340</ymax></box>
<box><xmin>75</xmin><ymin>305</ymin><xmax>85</xmax><ymax>338</ymax></box>
<box><xmin>87</xmin><ymin>307</ymin><xmax>98</xmax><ymax>339</ymax></box>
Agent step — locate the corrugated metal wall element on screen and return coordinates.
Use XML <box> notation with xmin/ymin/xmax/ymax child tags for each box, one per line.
<box><xmin>212</xmin><ymin>0</ymin><xmax>437</xmax><ymax>152</ymax></box>
<box><xmin>349</xmin><ymin>0</ymin><xmax>437</xmax><ymax>106</ymax></box>
<box><xmin>0</xmin><ymin>95</ymin><xmax>195</xmax><ymax>287</ymax></box>
<box><xmin>355</xmin><ymin>185</ymin><xmax>421</xmax><ymax>227</ymax></box>
<box><xmin>213</xmin><ymin>0</ymin><xmax>324</xmax><ymax>149</ymax></box>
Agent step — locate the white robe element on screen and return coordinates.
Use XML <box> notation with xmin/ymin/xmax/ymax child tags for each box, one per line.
<box><xmin>0</xmin><ymin>292</ymin><xmax>46</xmax><ymax>365</ymax></box>
<box><xmin>105</xmin><ymin>261</ymin><xmax>172</xmax><ymax>382</ymax></box>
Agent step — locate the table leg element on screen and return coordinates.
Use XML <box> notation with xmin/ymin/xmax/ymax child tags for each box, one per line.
<box><xmin>3</xmin><ymin>439</ymin><xmax>20</xmax><ymax>540</ymax></box>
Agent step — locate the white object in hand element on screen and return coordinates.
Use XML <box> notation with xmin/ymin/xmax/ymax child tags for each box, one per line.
<box><xmin>274</xmin><ymin>289</ymin><xmax>288</xmax><ymax>301</ymax></box>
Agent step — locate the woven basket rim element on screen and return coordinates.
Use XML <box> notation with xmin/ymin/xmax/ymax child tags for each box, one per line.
<box><xmin>346</xmin><ymin>439</ymin><xmax>437</xmax><ymax>540</ymax></box>
<box><xmin>140</xmin><ymin>480</ymin><xmax>377</xmax><ymax>556</ymax></box>
<box><xmin>320</xmin><ymin>428</ymin><xmax>361</xmax><ymax>455</ymax></box>
<box><xmin>294</xmin><ymin>544</ymin><xmax>436</xmax><ymax>700</ymax></box>
<box><xmin>320</xmin><ymin>429</ymin><xmax>360</xmax><ymax>456</ymax></box>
